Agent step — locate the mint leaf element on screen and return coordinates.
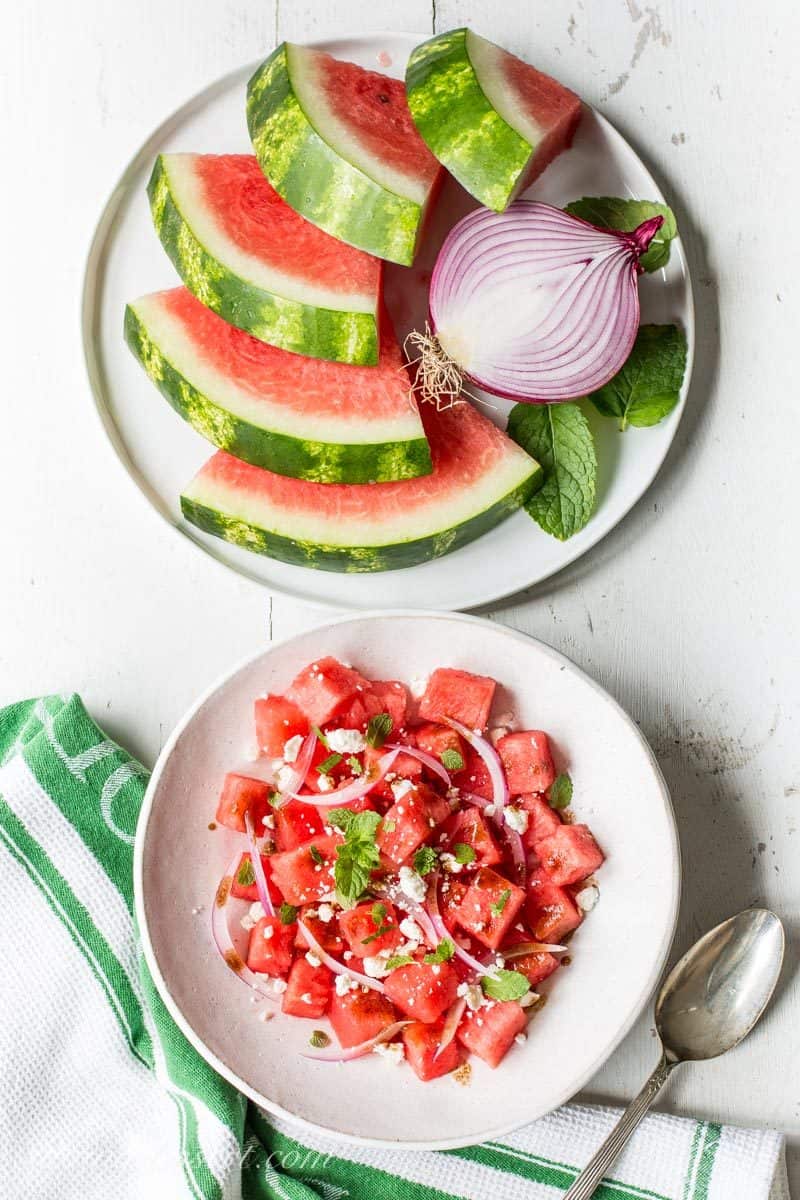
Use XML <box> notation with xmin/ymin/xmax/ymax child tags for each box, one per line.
<box><xmin>507</xmin><ymin>403</ymin><xmax>597</xmax><ymax>541</ymax></box>
<box><xmin>236</xmin><ymin>857</ymin><xmax>255</xmax><ymax>887</ymax></box>
<box><xmin>328</xmin><ymin>809</ymin><xmax>382</xmax><ymax>906</ymax></box>
<box><xmin>316</xmin><ymin>752</ymin><xmax>342</xmax><ymax>775</ymax></box>
<box><xmin>481</xmin><ymin>968</ymin><xmax>530</xmax><ymax>1002</ymax></box>
<box><xmin>309</xmin><ymin>845</ymin><xmax>324</xmax><ymax>865</ymax></box>
<box><xmin>590</xmin><ymin>324</ymin><xmax>688</xmax><ymax>430</ymax></box>
<box><xmin>413</xmin><ymin>846</ymin><xmax>437</xmax><ymax>876</ymax></box>
<box><xmin>564</xmin><ymin>196</ymin><xmax>677</xmax><ymax>272</ymax></box>
<box><xmin>366</xmin><ymin>712</ymin><xmax>393</xmax><ymax>748</ymax></box>
<box><xmin>424</xmin><ymin>937</ymin><xmax>455</xmax><ymax>964</ymax></box>
<box><xmin>309</xmin><ymin>1029</ymin><xmax>330</xmax><ymax>1048</ymax></box>
<box><xmin>279</xmin><ymin>902</ymin><xmax>298</xmax><ymax>924</ymax></box>
<box><xmin>549</xmin><ymin>773</ymin><xmax>573</xmax><ymax>810</ymax></box>
<box><xmin>490</xmin><ymin>888</ymin><xmax>511</xmax><ymax>917</ymax></box>
<box><xmin>441</xmin><ymin>748</ymin><xmax>464</xmax><ymax>772</ymax></box>
<box><xmin>311</xmin><ymin>724</ymin><xmax>329</xmax><ymax>748</ymax></box>
<box><xmin>347</xmin><ymin>755</ymin><xmax>363</xmax><ymax>775</ymax></box>
<box><xmin>453</xmin><ymin>842</ymin><xmax>476</xmax><ymax>865</ymax></box>
<box><xmin>385</xmin><ymin>954</ymin><xmax>415</xmax><ymax>971</ymax></box>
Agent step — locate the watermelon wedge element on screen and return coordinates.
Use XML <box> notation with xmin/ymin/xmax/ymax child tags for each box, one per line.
<box><xmin>124</xmin><ymin>288</ymin><xmax>431</xmax><ymax>484</ymax></box>
<box><xmin>406</xmin><ymin>29</ymin><xmax>582</xmax><ymax>212</ymax></box>
<box><xmin>246</xmin><ymin>44</ymin><xmax>442</xmax><ymax>266</ymax></box>
<box><xmin>180</xmin><ymin>403</ymin><xmax>542</xmax><ymax>573</ymax></box>
<box><xmin>147</xmin><ymin>154</ymin><xmax>382</xmax><ymax>365</ymax></box>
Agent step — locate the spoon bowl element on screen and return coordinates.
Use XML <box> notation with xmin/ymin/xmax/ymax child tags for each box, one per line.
<box><xmin>656</xmin><ymin>908</ymin><xmax>785</xmax><ymax>1063</ymax></box>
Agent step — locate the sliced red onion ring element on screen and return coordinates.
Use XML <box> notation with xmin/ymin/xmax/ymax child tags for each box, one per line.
<box><xmin>428</xmin><ymin>201</ymin><xmax>664</xmax><ymax>403</ymax></box>
<box><xmin>443</xmin><ymin>718</ymin><xmax>508</xmax><ymax>812</ymax></box>
<box><xmin>244</xmin><ymin>811</ymin><xmax>275</xmax><ymax>918</ymax></box>
<box><xmin>290</xmin><ymin>748</ymin><xmax>400</xmax><ymax>808</ymax></box>
<box><xmin>502</xmin><ymin>824</ymin><xmax>527</xmax><ymax>888</ymax></box>
<box><xmin>273</xmin><ymin>732</ymin><xmax>317</xmax><ymax>806</ymax></box>
<box><xmin>210</xmin><ymin>855</ymin><xmax>279</xmax><ymax>1004</ymax></box>
<box><xmin>425</xmin><ymin>872</ymin><xmax>500</xmax><ymax>981</ymax></box>
<box><xmin>504</xmin><ymin>941</ymin><xmax>569</xmax><ymax>957</ymax></box>
<box><xmin>434</xmin><ymin>996</ymin><xmax>467</xmax><ymax>1060</ymax></box>
<box><xmin>302</xmin><ymin>1020</ymin><xmax>412</xmax><ymax>1062</ymax></box>
<box><xmin>296</xmin><ymin>919</ymin><xmax>386</xmax><ymax>994</ymax></box>
<box><xmin>385</xmin><ymin>743</ymin><xmax>451</xmax><ymax>787</ymax></box>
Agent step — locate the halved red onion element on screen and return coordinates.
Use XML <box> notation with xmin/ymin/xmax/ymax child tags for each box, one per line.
<box><xmin>274</xmin><ymin>732</ymin><xmax>317</xmax><ymax>806</ymax></box>
<box><xmin>290</xmin><ymin>748</ymin><xmax>400</xmax><ymax>808</ymax></box>
<box><xmin>425</xmin><ymin>872</ymin><xmax>500</xmax><ymax>981</ymax></box>
<box><xmin>385</xmin><ymin>742</ymin><xmax>451</xmax><ymax>788</ymax></box>
<box><xmin>443</xmin><ymin>718</ymin><xmax>508</xmax><ymax>812</ymax></box>
<box><xmin>428</xmin><ymin>201</ymin><xmax>663</xmax><ymax>404</ymax></box>
<box><xmin>434</xmin><ymin>996</ymin><xmax>467</xmax><ymax>1060</ymax></box>
<box><xmin>302</xmin><ymin>1020</ymin><xmax>412</xmax><ymax>1062</ymax></box>
<box><xmin>244</xmin><ymin>811</ymin><xmax>275</xmax><ymax>918</ymax></box>
<box><xmin>210</xmin><ymin>855</ymin><xmax>279</xmax><ymax>1004</ymax></box>
<box><xmin>296</xmin><ymin>919</ymin><xmax>386</xmax><ymax>994</ymax></box>
<box><xmin>505</xmin><ymin>941</ymin><xmax>569</xmax><ymax>957</ymax></box>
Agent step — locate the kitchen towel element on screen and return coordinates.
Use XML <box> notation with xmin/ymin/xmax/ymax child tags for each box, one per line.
<box><xmin>0</xmin><ymin>694</ymin><xmax>787</xmax><ymax>1200</ymax></box>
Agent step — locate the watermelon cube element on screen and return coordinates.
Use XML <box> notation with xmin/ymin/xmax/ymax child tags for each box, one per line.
<box><xmin>331</xmin><ymin>696</ymin><xmax>369</xmax><ymax>731</ymax></box>
<box><xmin>254</xmin><ymin>694</ymin><xmax>308</xmax><ymax>758</ymax></box>
<box><xmin>230</xmin><ymin>852</ymin><xmax>281</xmax><ymax>903</ymax></box>
<box><xmin>441</xmin><ymin>806</ymin><xmax>502</xmax><ymax>867</ymax></box>
<box><xmin>453</xmin><ymin>867</ymin><xmax>525</xmax><ymax>949</ymax></box>
<box><xmin>384</xmin><ymin>961</ymin><xmax>459</xmax><ymax>1023</ymax></box>
<box><xmin>286</xmin><ymin>657</ymin><xmax>371</xmax><ymax>726</ymax></box>
<box><xmin>274</xmin><ymin>800</ymin><xmax>324</xmax><ymax>852</ymax></box>
<box><xmin>329</xmin><ymin>987</ymin><xmax>398</xmax><ymax>1049</ymax></box>
<box><xmin>438</xmin><ymin>878</ymin><xmax>467</xmax><ymax>934</ymax></box>
<box><xmin>414</xmin><ymin>722</ymin><xmax>465</xmax><ymax>762</ymax></box>
<box><xmin>365</xmin><ymin>680</ymin><xmax>409</xmax><ymax>729</ymax></box>
<box><xmin>418</xmin><ymin>668</ymin><xmax>497</xmax><ymax>731</ymax></box>
<box><xmin>536</xmin><ymin>824</ymin><xmax>604</xmax><ymax>886</ymax></box>
<box><xmin>281</xmin><ymin>956</ymin><xmax>333</xmax><ymax>1018</ymax></box>
<box><xmin>403</xmin><ymin>1020</ymin><xmax>462</xmax><ymax>1081</ymax></box>
<box><xmin>507</xmin><ymin>948</ymin><xmax>560</xmax><ymax>987</ymax></box>
<box><xmin>216</xmin><ymin>773</ymin><xmax>272</xmax><ymax>833</ymax></box>
<box><xmin>497</xmin><ymin>731</ymin><xmax>556</xmax><ymax>794</ymax></box>
<box><xmin>520</xmin><ymin>793</ymin><xmax>562</xmax><ymax>847</ymax></box>
<box><xmin>377</xmin><ymin>791</ymin><xmax>435</xmax><ymax>866</ymax></box>
<box><xmin>457</xmin><ymin>1001</ymin><xmax>527</xmax><ymax>1068</ymax></box>
<box><xmin>268</xmin><ymin>835</ymin><xmax>338</xmax><ymax>906</ymax></box>
<box><xmin>339</xmin><ymin>901</ymin><xmax>403</xmax><ymax>960</ymax></box>
<box><xmin>453</xmin><ymin>748</ymin><xmax>494</xmax><ymax>800</ymax></box>
<box><xmin>294</xmin><ymin>906</ymin><xmax>345</xmax><ymax>956</ymax></box>
<box><xmin>246</xmin><ymin>915</ymin><xmax>297</xmax><ymax>976</ymax></box>
<box><xmin>526</xmin><ymin>868</ymin><xmax>582</xmax><ymax>942</ymax></box>
<box><xmin>364</xmin><ymin>742</ymin><xmax>423</xmax><ymax>785</ymax></box>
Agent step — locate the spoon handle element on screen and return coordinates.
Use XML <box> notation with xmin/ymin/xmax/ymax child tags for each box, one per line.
<box><xmin>563</xmin><ymin>1052</ymin><xmax>677</xmax><ymax>1200</ymax></box>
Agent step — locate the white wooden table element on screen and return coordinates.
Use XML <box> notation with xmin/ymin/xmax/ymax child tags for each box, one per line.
<box><xmin>2</xmin><ymin>0</ymin><xmax>797</xmax><ymax>1190</ymax></box>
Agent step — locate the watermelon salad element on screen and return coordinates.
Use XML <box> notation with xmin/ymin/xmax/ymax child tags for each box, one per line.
<box><xmin>211</xmin><ymin>658</ymin><xmax>604</xmax><ymax>1081</ymax></box>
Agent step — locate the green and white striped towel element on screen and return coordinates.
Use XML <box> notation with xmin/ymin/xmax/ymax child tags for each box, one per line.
<box><xmin>0</xmin><ymin>694</ymin><xmax>788</xmax><ymax>1200</ymax></box>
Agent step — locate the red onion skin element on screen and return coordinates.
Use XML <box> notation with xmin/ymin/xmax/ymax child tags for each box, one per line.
<box><xmin>429</xmin><ymin>203</ymin><xmax>664</xmax><ymax>405</ymax></box>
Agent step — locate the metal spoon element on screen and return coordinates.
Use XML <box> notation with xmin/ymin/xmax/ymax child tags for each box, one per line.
<box><xmin>564</xmin><ymin>908</ymin><xmax>785</xmax><ymax>1200</ymax></box>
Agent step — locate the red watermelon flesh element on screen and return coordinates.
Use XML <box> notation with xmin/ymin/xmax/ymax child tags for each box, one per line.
<box><xmin>192</xmin><ymin>154</ymin><xmax>381</xmax><ymax>299</ymax></box>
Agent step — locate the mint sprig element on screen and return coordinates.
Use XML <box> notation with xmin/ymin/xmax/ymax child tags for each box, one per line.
<box><xmin>508</xmin><ymin>403</ymin><xmax>597</xmax><ymax>542</ymax></box>
<box><xmin>413</xmin><ymin>846</ymin><xmax>437</xmax><ymax>876</ymax></box>
<box><xmin>327</xmin><ymin>808</ymin><xmax>382</xmax><ymax>907</ymax></box>
<box><xmin>564</xmin><ymin>196</ymin><xmax>677</xmax><ymax>273</ymax></box>
<box><xmin>590</xmin><ymin>324</ymin><xmax>688</xmax><ymax>430</ymax></box>
<box><xmin>424</xmin><ymin>937</ymin><xmax>455</xmax><ymax>965</ymax></box>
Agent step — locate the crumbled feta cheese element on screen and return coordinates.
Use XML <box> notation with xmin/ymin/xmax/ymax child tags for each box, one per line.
<box><xmin>440</xmin><ymin>852</ymin><xmax>463</xmax><ymax>874</ymax></box>
<box><xmin>300</xmin><ymin>992</ymin><xmax>313</xmax><ymax>1004</ymax></box>
<box><xmin>317</xmin><ymin>903</ymin><xmax>334</xmax><ymax>923</ymax></box>
<box><xmin>326</xmin><ymin>727</ymin><xmax>367</xmax><ymax>754</ymax></box>
<box><xmin>514</xmin><ymin>1032</ymin><xmax>527</xmax><ymax>1045</ymax></box>
<box><xmin>334</xmin><ymin>973</ymin><xmax>359</xmax><ymax>996</ymax></box>
<box><xmin>305</xmin><ymin>951</ymin><xmax>321</xmax><ymax>968</ymax></box>
<box><xmin>391</xmin><ymin>778</ymin><xmax>415</xmax><ymax>801</ymax></box>
<box><xmin>520</xmin><ymin>990</ymin><xmax>540</xmax><ymax>1008</ymax></box>
<box><xmin>343</xmin><ymin>950</ymin><xmax>353</xmax><ymax>960</ymax></box>
<box><xmin>363</xmin><ymin>955</ymin><xmax>391</xmax><ymax>979</ymax></box>
<box><xmin>271</xmin><ymin>978</ymin><xmax>287</xmax><ymax>994</ymax></box>
<box><xmin>399</xmin><ymin>917</ymin><xmax>423</xmax><ymax>942</ymax></box>
<box><xmin>316</xmin><ymin>773</ymin><xmax>334</xmax><ymax>792</ymax></box>
<box><xmin>241</xmin><ymin>901</ymin><xmax>266</xmax><ymax>931</ymax></box>
<box><xmin>456</xmin><ymin>982</ymin><xmax>485</xmax><ymax>1011</ymax></box>
<box><xmin>483</xmin><ymin>804</ymin><xmax>497</xmax><ymax>818</ymax></box>
<box><xmin>410</xmin><ymin>675</ymin><xmax>428</xmax><ymax>698</ymax></box>
<box><xmin>262</xmin><ymin>813</ymin><xmax>275</xmax><ymax>830</ymax></box>
<box><xmin>576</xmin><ymin>884</ymin><xmax>599</xmax><ymax>913</ymax></box>
<box><xmin>373</xmin><ymin>1041</ymin><xmax>404</xmax><ymax>1065</ymax></box>
<box><xmin>504</xmin><ymin>806</ymin><xmax>529</xmax><ymax>834</ymax></box>
<box><xmin>283</xmin><ymin>734</ymin><xmax>304</xmax><ymax>763</ymax></box>
<box><xmin>261</xmin><ymin>922</ymin><xmax>275</xmax><ymax>940</ymax></box>
<box><xmin>274</xmin><ymin>764</ymin><xmax>295</xmax><ymax>793</ymax></box>
<box><xmin>446</xmin><ymin>786</ymin><xmax>460</xmax><ymax>803</ymax></box>
<box><xmin>398</xmin><ymin>866</ymin><xmax>426</xmax><ymax>903</ymax></box>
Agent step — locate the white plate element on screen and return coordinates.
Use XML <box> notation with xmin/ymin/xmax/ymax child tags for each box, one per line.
<box><xmin>83</xmin><ymin>32</ymin><xmax>694</xmax><ymax>612</ymax></box>
<box><xmin>135</xmin><ymin>611</ymin><xmax>680</xmax><ymax>1148</ymax></box>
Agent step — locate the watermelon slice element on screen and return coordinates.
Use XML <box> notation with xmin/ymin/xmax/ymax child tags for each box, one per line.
<box><xmin>124</xmin><ymin>288</ymin><xmax>431</xmax><ymax>484</ymax></box>
<box><xmin>147</xmin><ymin>154</ymin><xmax>382</xmax><ymax>365</ymax></box>
<box><xmin>406</xmin><ymin>29</ymin><xmax>582</xmax><ymax>212</ymax></box>
<box><xmin>180</xmin><ymin>402</ymin><xmax>543</xmax><ymax>573</ymax></box>
<box><xmin>246</xmin><ymin>44</ymin><xmax>442</xmax><ymax>266</ymax></box>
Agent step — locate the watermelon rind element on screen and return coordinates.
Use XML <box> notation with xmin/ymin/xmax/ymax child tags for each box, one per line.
<box><xmin>406</xmin><ymin>29</ymin><xmax>572</xmax><ymax>212</ymax></box>
<box><xmin>179</xmin><ymin>435</ymin><xmax>543</xmax><ymax>574</ymax></box>
<box><xmin>246</xmin><ymin>44</ymin><xmax>432</xmax><ymax>266</ymax></box>
<box><xmin>124</xmin><ymin>294</ymin><xmax>432</xmax><ymax>484</ymax></box>
<box><xmin>147</xmin><ymin>154</ymin><xmax>379</xmax><ymax>365</ymax></box>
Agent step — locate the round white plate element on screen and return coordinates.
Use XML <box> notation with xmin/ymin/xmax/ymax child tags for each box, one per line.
<box><xmin>135</xmin><ymin>611</ymin><xmax>680</xmax><ymax>1148</ymax></box>
<box><xmin>83</xmin><ymin>32</ymin><xmax>694</xmax><ymax>611</ymax></box>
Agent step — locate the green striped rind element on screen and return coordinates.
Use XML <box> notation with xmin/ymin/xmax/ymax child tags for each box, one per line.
<box><xmin>246</xmin><ymin>45</ymin><xmax>425</xmax><ymax>266</ymax></box>
<box><xmin>406</xmin><ymin>28</ymin><xmax>532</xmax><ymax>212</ymax></box>
<box><xmin>180</xmin><ymin>467</ymin><xmax>542</xmax><ymax>573</ymax></box>
<box><xmin>123</xmin><ymin>305</ymin><xmax>432</xmax><ymax>484</ymax></box>
<box><xmin>146</xmin><ymin>156</ymin><xmax>378</xmax><ymax>365</ymax></box>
